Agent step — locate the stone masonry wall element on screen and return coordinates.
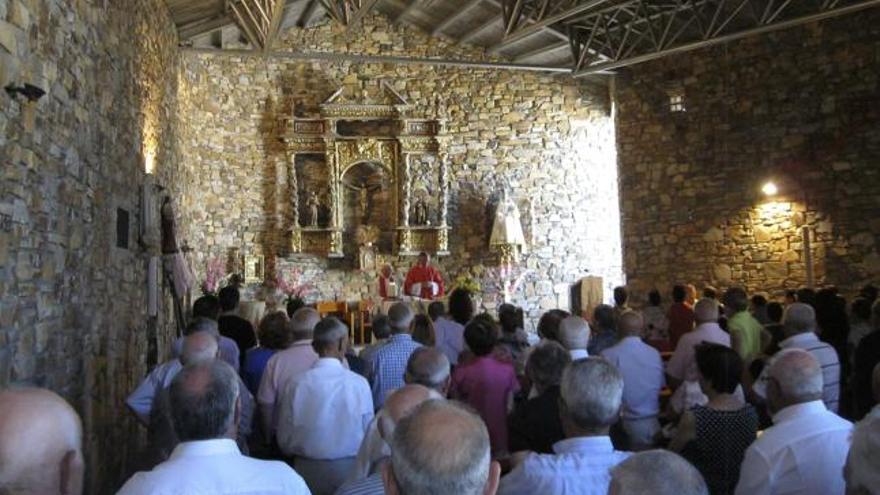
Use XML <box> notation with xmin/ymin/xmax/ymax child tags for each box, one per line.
<box><xmin>0</xmin><ymin>0</ymin><xmax>184</xmax><ymax>491</ymax></box>
<box><xmin>616</xmin><ymin>11</ymin><xmax>880</xmax><ymax>300</ymax></box>
<box><xmin>178</xmin><ymin>14</ymin><xmax>623</xmax><ymax>330</ymax></box>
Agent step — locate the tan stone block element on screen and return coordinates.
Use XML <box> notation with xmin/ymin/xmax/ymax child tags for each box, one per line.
<box><xmin>780</xmin><ymin>250</ymin><xmax>799</xmax><ymax>262</ymax></box>
<box><xmin>0</xmin><ymin>20</ymin><xmax>18</xmax><ymax>54</ymax></box>
<box><xmin>764</xmin><ymin>262</ymin><xmax>788</xmax><ymax>280</ymax></box>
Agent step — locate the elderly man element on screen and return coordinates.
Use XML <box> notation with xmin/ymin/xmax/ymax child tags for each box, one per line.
<box><xmin>735</xmin><ymin>349</ymin><xmax>852</xmax><ymax>495</ymax></box>
<box><xmin>119</xmin><ymin>361</ymin><xmax>308</xmax><ymax>494</ymax></box>
<box><xmin>382</xmin><ymin>400</ymin><xmax>501</xmax><ymax>495</ymax></box>
<box><xmin>508</xmin><ymin>341</ymin><xmax>571</xmax><ymax>454</ymax></box>
<box><xmin>258</xmin><ymin>307</ymin><xmax>321</xmax><ymax>440</ymax></box>
<box><xmin>404</xmin><ymin>347</ymin><xmax>451</xmax><ymax>394</ymax></box>
<box><xmin>723</xmin><ymin>287</ymin><xmax>764</xmax><ymax>362</ymax></box>
<box><xmin>559</xmin><ymin>316</ymin><xmax>590</xmax><ymax>360</ymax></box>
<box><xmin>499</xmin><ymin>358</ymin><xmax>630</xmax><ymax>495</ymax></box>
<box><xmin>344</xmin><ymin>385</ymin><xmax>443</xmax><ymax>492</ymax></box>
<box><xmin>127</xmin><ymin>324</ymin><xmax>254</xmax><ymax>461</ymax></box>
<box><xmin>844</xmin><ymin>407</ymin><xmax>880</xmax><ymax>494</ymax></box>
<box><xmin>277</xmin><ymin>317</ymin><xmax>373</xmax><ymax>494</ymax></box>
<box><xmin>666</xmin><ymin>298</ymin><xmax>731</xmax><ymax>413</ymax></box>
<box><xmin>767</xmin><ymin>302</ymin><xmax>841</xmax><ymax>413</ymax></box>
<box><xmin>371</xmin><ymin>303</ymin><xmax>421</xmax><ymax>409</ymax></box>
<box><xmin>853</xmin><ymin>300</ymin><xmax>880</xmax><ymax>417</ymax></box>
<box><xmin>403</xmin><ymin>252</ymin><xmax>445</xmax><ymax>300</ymax></box>
<box><xmin>0</xmin><ymin>388</ymin><xmax>84</xmax><ymax>495</ymax></box>
<box><xmin>609</xmin><ymin>450</ymin><xmax>708</xmax><ymax>495</ymax></box>
<box><xmin>601</xmin><ymin>311</ymin><xmax>664</xmax><ymax>450</ymax></box>
<box><xmin>172</xmin><ymin>298</ymin><xmax>240</xmax><ymax>370</ymax></box>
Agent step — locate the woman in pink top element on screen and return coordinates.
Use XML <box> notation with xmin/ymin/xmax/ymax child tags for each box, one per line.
<box><xmin>450</xmin><ymin>315</ymin><xmax>520</xmax><ymax>456</ymax></box>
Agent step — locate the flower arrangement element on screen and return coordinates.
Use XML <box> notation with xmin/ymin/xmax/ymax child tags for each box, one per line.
<box><xmin>200</xmin><ymin>257</ymin><xmax>227</xmax><ymax>296</ymax></box>
<box><xmin>452</xmin><ymin>274</ymin><xmax>482</xmax><ymax>294</ymax></box>
<box><xmin>276</xmin><ymin>266</ymin><xmax>312</xmax><ymax>303</ymax></box>
<box><xmin>484</xmin><ymin>265</ymin><xmax>533</xmax><ymax>303</ymax></box>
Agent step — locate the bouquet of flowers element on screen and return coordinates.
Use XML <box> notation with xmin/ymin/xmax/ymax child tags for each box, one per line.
<box><xmin>276</xmin><ymin>266</ymin><xmax>313</xmax><ymax>303</ymax></box>
<box><xmin>452</xmin><ymin>274</ymin><xmax>482</xmax><ymax>294</ymax></box>
<box><xmin>200</xmin><ymin>257</ymin><xmax>227</xmax><ymax>296</ymax></box>
<box><xmin>483</xmin><ymin>264</ymin><xmax>532</xmax><ymax>303</ymax></box>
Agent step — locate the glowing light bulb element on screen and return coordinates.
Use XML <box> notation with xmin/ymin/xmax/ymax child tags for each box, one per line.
<box><xmin>762</xmin><ymin>182</ymin><xmax>778</xmax><ymax>196</ymax></box>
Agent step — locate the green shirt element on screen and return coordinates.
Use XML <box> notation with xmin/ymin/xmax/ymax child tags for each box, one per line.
<box><xmin>728</xmin><ymin>311</ymin><xmax>764</xmax><ymax>361</ymax></box>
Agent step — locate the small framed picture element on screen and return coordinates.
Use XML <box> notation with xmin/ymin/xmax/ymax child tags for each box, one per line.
<box><xmin>243</xmin><ymin>254</ymin><xmax>264</xmax><ymax>284</ymax></box>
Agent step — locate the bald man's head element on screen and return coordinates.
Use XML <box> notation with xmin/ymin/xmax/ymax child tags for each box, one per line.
<box><xmin>693</xmin><ymin>298</ymin><xmax>719</xmax><ymax>324</ymax></box>
<box><xmin>617</xmin><ymin>311</ymin><xmax>643</xmax><ymax>337</ymax></box>
<box><xmin>767</xmin><ymin>348</ymin><xmax>823</xmax><ymax>413</ymax></box>
<box><xmin>289</xmin><ymin>307</ymin><xmax>320</xmax><ymax>341</ymax></box>
<box><xmin>610</xmin><ymin>450</ymin><xmax>707</xmax><ymax>495</ymax></box>
<box><xmin>405</xmin><ymin>347</ymin><xmax>451</xmax><ymax>393</ymax></box>
<box><xmin>782</xmin><ymin>303</ymin><xmax>817</xmax><ymax>338</ymax></box>
<box><xmin>379</xmin><ymin>385</ymin><xmax>442</xmax><ymax>442</ymax></box>
<box><xmin>385</xmin><ymin>400</ymin><xmax>500</xmax><ymax>495</ymax></box>
<box><xmin>181</xmin><ymin>331</ymin><xmax>220</xmax><ymax>365</ymax></box>
<box><xmin>0</xmin><ymin>388</ymin><xmax>84</xmax><ymax>495</ymax></box>
<box><xmin>558</xmin><ymin>316</ymin><xmax>590</xmax><ymax>352</ymax></box>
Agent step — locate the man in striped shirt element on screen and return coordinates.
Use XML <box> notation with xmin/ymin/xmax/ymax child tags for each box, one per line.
<box><xmin>777</xmin><ymin>303</ymin><xmax>841</xmax><ymax>413</ymax></box>
<box><xmin>371</xmin><ymin>303</ymin><xmax>421</xmax><ymax>409</ymax></box>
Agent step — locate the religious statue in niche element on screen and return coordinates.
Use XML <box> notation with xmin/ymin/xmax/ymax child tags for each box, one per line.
<box><xmin>412</xmin><ymin>193</ymin><xmax>429</xmax><ymax>226</ymax></box>
<box><xmin>305</xmin><ymin>191</ymin><xmax>320</xmax><ymax>227</ymax></box>
<box><xmin>344</xmin><ymin>181</ymin><xmax>381</xmax><ymax>224</ymax></box>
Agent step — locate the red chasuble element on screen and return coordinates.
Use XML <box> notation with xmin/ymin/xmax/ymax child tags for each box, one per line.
<box><xmin>404</xmin><ymin>265</ymin><xmax>445</xmax><ymax>300</ymax></box>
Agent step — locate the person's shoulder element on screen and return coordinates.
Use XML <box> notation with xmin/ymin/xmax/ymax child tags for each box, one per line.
<box><xmin>242</xmin><ymin>457</ymin><xmax>310</xmax><ymax>488</ymax></box>
<box><xmin>116</xmin><ymin>471</ymin><xmax>158</xmax><ymax>495</ymax></box>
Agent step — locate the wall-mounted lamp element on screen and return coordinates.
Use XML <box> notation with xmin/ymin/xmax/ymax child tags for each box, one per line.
<box><xmin>761</xmin><ymin>181</ymin><xmax>778</xmax><ymax>197</ymax></box>
<box><xmin>4</xmin><ymin>83</ymin><xmax>46</xmax><ymax>102</ymax></box>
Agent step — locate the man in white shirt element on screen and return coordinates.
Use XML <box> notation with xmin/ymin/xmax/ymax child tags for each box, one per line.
<box><xmin>777</xmin><ymin>303</ymin><xmax>841</xmax><ymax>412</ymax></box>
<box><xmin>276</xmin><ymin>317</ymin><xmax>374</xmax><ymax>494</ymax></box>
<box><xmin>666</xmin><ymin>298</ymin><xmax>731</xmax><ymax>413</ymax></box>
<box><xmin>342</xmin><ymin>384</ymin><xmax>441</xmax><ymax>492</ymax></box>
<box><xmin>382</xmin><ymin>399</ymin><xmax>501</xmax><ymax>495</ymax></box>
<box><xmin>118</xmin><ymin>361</ymin><xmax>309</xmax><ymax>495</ymax></box>
<box><xmin>601</xmin><ymin>311</ymin><xmax>664</xmax><ymax>450</ymax></box>
<box><xmin>498</xmin><ymin>358</ymin><xmax>631</xmax><ymax>495</ymax></box>
<box><xmin>844</xmin><ymin>407</ymin><xmax>880</xmax><ymax>494</ymax></box>
<box><xmin>258</xmin><ymin>307</ymin><xmax>321</xmax><ymax>440</ymax></box>
<box><xmin>609</xmin><ymin>450</ymin><xmax>708</xmax><ymax>495</ymax></box>
<box><xmin>0</xmin><ymin>388</ymin><xmax>85</xmax><ymax>495</ymax></box>
<box><xmin>126</xmin><ymin>324</ymin><xmax>254</xmax><ymax>461</ymax></box>
<box><xmin>735</xmin><ymin>349</ymin><xmax>852</xmax><ymax>495</ymax></box>
<box><xmin>559</xmin><ymin>316</ymin><xmax>591</xmax><ymax>360</ymax></box>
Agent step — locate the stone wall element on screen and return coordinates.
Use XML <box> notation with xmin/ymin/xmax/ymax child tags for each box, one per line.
<box><xmin>178</xmin><ymin>14</ymin><xmax>623</xmax><ymax>329</ymax></box>
<box><xmin>616</xmin><ymin>11</ymin><xmax>880</xmax><ymax>300</ymax></box>
<box><xmin>0</xmin><ymin>0</ymin><xmax>183</xmax><ymax>491</ymax></box>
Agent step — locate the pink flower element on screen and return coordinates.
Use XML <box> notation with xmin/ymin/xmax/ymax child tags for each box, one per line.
<box><xmin>201</xmin><ymin>257</ymin><xmax>227</xmax><ymax>295</ymax></box>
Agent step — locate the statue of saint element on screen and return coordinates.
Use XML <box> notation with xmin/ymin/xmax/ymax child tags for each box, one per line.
<box><xmin>306</xmin><ymin>191</ymin><xmax>320</xmax><ymax>227</ymax></box>
<box><xmin>412</xmin><ymin>197</ymin><xmax>429</xmax><ymax>226</ymax></box>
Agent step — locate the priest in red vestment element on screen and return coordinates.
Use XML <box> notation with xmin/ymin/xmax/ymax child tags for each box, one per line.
<box><xmin>404</xmin><ymin>252</ymin><xmax>445</xmax><ymax>300</ymax></box>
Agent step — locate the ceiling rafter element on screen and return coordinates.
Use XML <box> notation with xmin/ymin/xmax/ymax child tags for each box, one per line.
<box><xmin>317</xmin><ymin>0</ymin><xmax>381</xmax><ymax>27</ymax></box>
<box><xmin>493</xmin><ymin>0</ymin><xmax>610</xmax><ymax>51</ymax></box>
<box><xmin>227</xmin><ymin>0</ymin><xmax>288</xmax><ymax>51</ymax></box>
<box><xmin>570</xmin><ymin>0</ymin><xmax>880</xmax><ymax>76</ymax></box>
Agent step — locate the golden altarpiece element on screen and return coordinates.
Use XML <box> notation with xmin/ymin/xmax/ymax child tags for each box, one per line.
<box><xmin>285</xmin><ymin>81</ymin><xmax>450</xmax><ymax>264</ymax></box>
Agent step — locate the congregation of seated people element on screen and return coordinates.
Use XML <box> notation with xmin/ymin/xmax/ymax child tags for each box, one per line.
<box><xmin>2</xmin><ymin>282</ymin><xmax>880</xmax><ymax>495</ymax></box>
